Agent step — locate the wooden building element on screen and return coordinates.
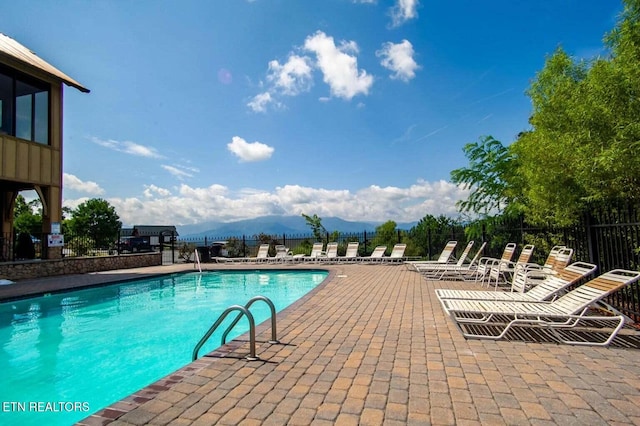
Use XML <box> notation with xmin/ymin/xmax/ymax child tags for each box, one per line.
<box><xmin>0</xmin><ymin>33</ymin><xmax>89</xmax><ymax>259</ymax></box>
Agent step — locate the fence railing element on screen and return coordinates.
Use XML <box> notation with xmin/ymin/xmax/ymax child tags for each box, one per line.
<box><xmin>3</xmin><ymin>202</ymin><xmax>639</xmax><ymax>321</ymax></box>
<box><xmin>0</xmin><ymin>229</ymin><xmax>177</xmax><ymax>261</ymax></box>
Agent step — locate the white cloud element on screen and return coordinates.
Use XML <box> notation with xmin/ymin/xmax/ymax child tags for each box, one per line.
<box><xmin>63</xmin><ymin>173</ymin><xmax>104</xmax><ymax>195</ymax></box>
<box><xmin>267</xmin><ymin>54</ymin><xmax>313</xmax><ymax>96</ymax></box>
<box><xmin>227</xmin><ymin>136</ymin><xmax>275</xmax><ymax>162</ymax></box>
<box><xmin>143</xmin><ymin>184</ymin><xmax>171</xmax><ymax>198</ymax></box>
<box><xmin>161</xmin><ymin>164</ymin><xmax>199</xmax><ymax>180</ymax></box>
<box><xmin>249</xmin><ymin>31</ymin><xmax>373</xmax><ymax>112</ymax></box>
<box><xmin>377</xmin><ymin>40</ymin><xmax>420</xmax><ymax>82</ymax></box>
<box><xmin>390</xmin><ymin>0</ymin><xmax>419</xmax><ymax>27</ymax></box>
<box><xmin>91</xmin><ymin>136</ymin><xmax>164</xmax><ymax>159</ymax></box>
<box><xmin>247</xmin><ymin>92</ymin><xmax>279</xmax><ymax>113</ymax></box>
<box><xmin>160</xmin><ymin>164</ymin><xmax>193</xmax><ymax>180</ymax></box>
<box><xmin>248</xmin><ymin>55</ymin><xmax>312</xmax><ymax>113</ymax></box>
<box><xmin>303</xmin><ymin>31</ymin><xmax>373</xmax><ymax>100</ymax></box>
<box><xmin>64</xmin><ymin>179</ymin><xmax>468</xmax><ymax>226</ymax></box>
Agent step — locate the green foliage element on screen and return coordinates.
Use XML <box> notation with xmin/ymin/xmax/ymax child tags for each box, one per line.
<box><xmin>517</xmin><ymin>3</ymin><xmax>640</xmax><ymax>225</ymax></box>
<box><xmin>370</xmin><ymin>221</ymin><xmax>398</xmax><ymax>254</ymax></box>
<box><xmin>224</xmin><ymin>237</ymin><xmax>245</xmax><ymax>257</ymax></box>
<box><xmin>301</xmin><ymin>213</ymin><xmax>327</xmax><ymax>241</ymax></box>
<box><xmin>66</xmin><ymin>236</ymin><xmax>95</xmax><ymax>257</ymax></box>
<box><xmin>450</xmin><ymin>136</ymin><xmax>518</xmax><ymax>217</ymax></box>
<box><xmin>337</xmin><ymin>236</ymin><xmax>361</xmax><ymax>257</ymax></box>
<box><xmin>255</xmin><ymin>233</ymin><xmax>280</xmax><ymax>256</ymax></box>
<box><xmin>13</xmin><ymin>195</ymin><xmax>42</xmax><ymax>235</ymax></box>
<box><xmin>66</xmin><ymin>198</ymin><xmax>122</xmax><ymax>249</ymax></box>
<box><xmin>291</xmin><ymin>240</ymin><xmax>313</xmax><ymax>256</ymax></box>
<box><xmin>178</xmin><ymin>242</ymin><xmax>196</xmax><ymax>262</ymax></box>
<box><xmin>455</xmin><ymin>2</ymin><xmax>640</xmax><ymax>227</ymax></box>
<box><xmin>406</xmin><ymin>214</ymin><xmax>457</xmax><ymax>258</ymax></box>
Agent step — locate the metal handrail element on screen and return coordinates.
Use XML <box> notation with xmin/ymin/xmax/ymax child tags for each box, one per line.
<box><xmin>221</xmin><ymin>296</ymin><xmax>279</xmax><ymax>345</ymax></box>
<box><xmin>192</xmin><ymin>305</ymin><xmax>257</xmax><ymax>361</ymax></box>
<box><xmin>194</xmin><ymin>249</ymin><xmax>202</xmax><ymax>273</ymax></box>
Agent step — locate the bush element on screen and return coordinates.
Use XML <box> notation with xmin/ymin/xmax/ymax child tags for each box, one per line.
<box><xmin>179</xmin><ymin>242</ymin><xmax>196</xmax><ymax>262</ymax></box>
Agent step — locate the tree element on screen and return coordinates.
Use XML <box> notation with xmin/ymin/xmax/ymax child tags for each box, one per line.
<box><xmin>302</xmin><ymin>213</ymin><xmax>328</xmax><ymax>241</ymax></box>
<box><xmin>510</xmin><ymin>1</ymin><xmax>640</xmax><ymax>225</ymax></box>
<box><xmin>407</xmin><ymin>214</ymin><xmax>459</xmax><ymax>258</ymax></box>
<box><xmin>370</xmin><ymin>221</ymin><xmax>399</xmax><ymax>254</ymax></box>
<box><xmin>13</xmin><ymin>195</ymin><xmax>42</xmax><ymax>235</ymax></box>
<box><xmin>66</xmin><ymin>198</ymin><xmax>122</xmax><ymax>249</ymax></box>
<box><xmin>450</xmin><ymin>136</ymin><xmax>520</xmax><ymax>218</ymax></box>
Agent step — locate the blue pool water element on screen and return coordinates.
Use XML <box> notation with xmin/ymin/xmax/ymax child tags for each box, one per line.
<box><xmin>0</xmin><ymin>269</ymin><xmax>327</xmax><ymax>426</ymax></box>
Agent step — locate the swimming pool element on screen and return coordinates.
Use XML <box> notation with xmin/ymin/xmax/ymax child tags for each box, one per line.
<box><xmin>0</xmin><ymin>269</ymin><xmax>327</xmax><ymax>426</ymax></box>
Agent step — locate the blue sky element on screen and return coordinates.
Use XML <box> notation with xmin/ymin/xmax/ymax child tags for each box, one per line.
<box><xmin>3</xmin><ymin>0</ymin><xmax>622</xmax><ymax>226</ymax></box>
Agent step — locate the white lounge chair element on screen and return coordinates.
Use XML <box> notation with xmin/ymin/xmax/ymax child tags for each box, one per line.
<box><xmin>473</xmin><ymin>242</ymin><xmax>517</xmax><ymax>285</ymax></box>
<box><xmin>318</xmin><ymin>242</ymin><xmax>338</xmax><ymax>262</ymax></box>
<box><xmin>340</xmin><ymin>242</ymin><xmax>360</xmax><ymax>262</ymax></box>
<box><xmin>441</xmin><ymin>268</ymin><xmax>640</xmax><ymax>346</ymax></box>
<box><xmin>362</xmin><ymin>245</ymin><xmax>387</xmax><ymax>263</ymax></box>
<box><xmin>272</xmin><ymin>245</ymin><xmax>293</xmax><ymax>262</ymax></box>
<box><xmin>416</xmin><ymin>241</ymin><xmax>475</xmax><ymax>274</ymax></box>
<box><xmin>385</xmin><ymin>243</ymin><xmax>407</xmax><ymax>263</ymax></box>
<box><xmin>250</xmin><ymin>244</ymin><xmax>270</xmax><ymax>262</ymax></box>
<box><xmin>513</xmin><ymin>246</ymin><xmax>573</xmax><ymax>289</ymax></box>
<box><xmin>420</xmin><ymin>242</ymin><xmax>487</xmax><ymax>281</ymax></box>
<box><xmin>303</xmin><ymin>242</ymin><xmax>325</xmax><ymax>262</ymax></box>
<box><xmin>435</xmin><ymin>261</ymin><xmax>597</xmax><ymax>304</ymax></box>
<box><xmin>486</xmin><ymin>244</ymin><xmax>535</xmax><ymax>288</ymax></box>
<box><xmin>406</xmin><ymin>241</ymin><xmax>457</xmax><ymax>270</ymax></box>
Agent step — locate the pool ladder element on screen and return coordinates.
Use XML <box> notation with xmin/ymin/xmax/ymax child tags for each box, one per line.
<box><xmin>192</xmin><ymin>295</ymin><xmax>280</xmax><ymax>361</ymax></box>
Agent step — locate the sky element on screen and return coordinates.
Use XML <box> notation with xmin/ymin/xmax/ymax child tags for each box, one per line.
<box><xmin>2</xmin><ymin>0</ymin><xmax>623</xmax><ymax>226</ymax></box>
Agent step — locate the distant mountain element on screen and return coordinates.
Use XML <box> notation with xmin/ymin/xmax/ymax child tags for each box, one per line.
<box><xmin>178</xmin><ymin>215</ymin><xmax>418</xmax><ymax>239</ymax></box>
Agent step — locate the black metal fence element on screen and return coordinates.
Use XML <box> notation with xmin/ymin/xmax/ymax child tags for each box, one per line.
<box><xmin>2</xmin><ymin>202</ymin><xmax>639</xmax><ymax>320</ymax></box>
<box><xmin>1</xmin><ymin>229</ymin><xmax>178</xmax><ymax>262</ymax></box>
<box><xmin>173</xmin><ymin>204</ymin><xmax>640</xmax><ymax>321</ymax></box>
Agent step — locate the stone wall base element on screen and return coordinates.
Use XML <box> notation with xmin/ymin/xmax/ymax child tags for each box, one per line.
<box><xmin>0</xmin><ymin>253</ymin><xmax>162</xmax><ymax>281</ymax></box>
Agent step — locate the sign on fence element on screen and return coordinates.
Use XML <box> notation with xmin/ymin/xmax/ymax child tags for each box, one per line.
<box><xmin>47</xmin><ymin>234</ymin><xmax>64</xmax><ymax>247</ymax></box>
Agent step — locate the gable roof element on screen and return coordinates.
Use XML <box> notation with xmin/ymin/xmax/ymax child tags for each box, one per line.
<box><xmin>0</xmin><ymin>33</ymin><xmax>89</xmax><ymax>93</ymax></box>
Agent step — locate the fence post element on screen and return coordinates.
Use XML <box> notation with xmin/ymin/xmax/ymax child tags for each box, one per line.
<box><xmin>364</xmin><ymin>230</ymin><xmax>368</xmax><ymax>254</ymax></box>
<box><xmin>584</xmin><ymin>211</ymin><xmax>600</xmax><ymax>270</ymax></box>
<box><xmin>427</xmin><ymin>228</ymin><xmax>432</xmax><ymax>260</ymax></box>
<box><xmin>482</xmin><ymin>223</ymin><xmax>487</xmax><ymax>242</ymax></box>
<box><xmin>397</xmin><ymin>229</ymin><xmax>401</xmax><ymax>243</ymax></box>
<box><xmin>243</xmin><ymin>235</ymin><xmax>247</xmax><ymax>257</ymax></box>
<box><xmin>171</xmin><ymin>231</ymin><xmax>175</xmax><ymax>264</ymax></box>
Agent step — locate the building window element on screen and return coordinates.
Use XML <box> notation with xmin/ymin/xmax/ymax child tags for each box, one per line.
<box><xmin>0</xmin><ymin>66</ymin><xmax>50</xmax><ymax>144</ymax></box>
<box><xmin>0</xmin><ymin>73</ymin><xmax>12</xmax><ymax>136</ymax></box>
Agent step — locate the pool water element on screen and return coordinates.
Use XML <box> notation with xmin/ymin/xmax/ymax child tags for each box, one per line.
<box><xmin>0</xmin><ymin>269</ymin><xmax>327</xmax><ymax>425</ymax></box>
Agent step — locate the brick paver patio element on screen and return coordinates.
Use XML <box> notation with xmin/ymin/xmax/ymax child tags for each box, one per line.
<box><xmin>4</xmin><ymin>262</ymin><xmax>640</xmax><ymax>425</ymax></box>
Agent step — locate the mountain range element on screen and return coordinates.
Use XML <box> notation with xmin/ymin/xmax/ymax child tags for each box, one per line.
<box><xmin>177</xmin><ymin>215</ymin><xmax>418</xmax><ymax>239</ymax></box>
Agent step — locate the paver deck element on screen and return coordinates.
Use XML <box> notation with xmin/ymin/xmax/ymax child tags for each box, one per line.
<box><xmin>3</xmin><ymin>262</ymin><xmax>640</xmax><ymax>425</ymax></box>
